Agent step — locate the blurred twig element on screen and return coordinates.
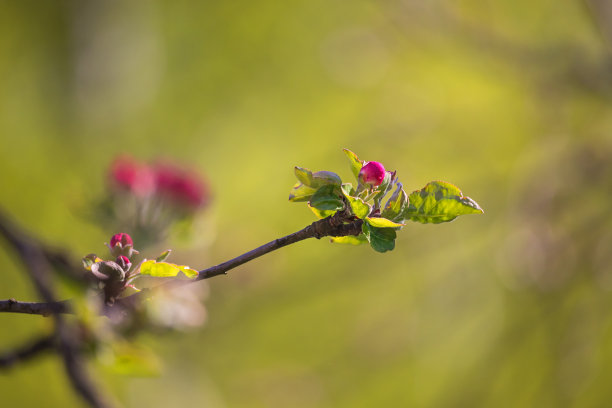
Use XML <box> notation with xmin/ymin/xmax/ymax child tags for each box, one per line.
<box><xmin>0</xmin><ymin>208</ymin><xmax>113</xmax><ymax>408</ymax></box>
<box><xmin>584</xmin><ymin>0</ymin><xmax>612</xmax><ymax>50</ymax></box>
<box><xmin>0</xmin><ymin>333</ymin><xmax>55</xmax><ymax>369</ymax></box>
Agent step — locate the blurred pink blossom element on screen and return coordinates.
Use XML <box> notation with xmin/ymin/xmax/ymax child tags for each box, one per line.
<box><xmin>153</xmin><ymin>162</ymin><xmax>209</xmax><ymax>209</ymax></box>
<box><xmin>110</xmin><ymin>156</ymin><xmax>156</xmax><ymax>197</ymax></box>
<box><xmin>108</xmin><ymin>156</ymin><xmax>209</xmax><ymax>211</ymax></box>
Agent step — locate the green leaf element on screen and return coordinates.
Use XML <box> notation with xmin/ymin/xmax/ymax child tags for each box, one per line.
<box><xmin>294</xmin><ymin>166</ymin><xmax>314</xmax><ymax>186</ymax></box>
<box><xmin>309</xmin><ymin>185</ymin><xmax>344</xmax><ymax>211</ymax></box>
<box><xmin>294</xmin><ymin>167</ymin><xmax>341</xmax><ymax>189</ymax></box>
<box><xmin>308</xmin><ymin>204</ymin><xmax>337</xmax><ymax>219</ymax></box>
<box><xmin>156</xmin><ymin>250</ymin><xmax>171</xmax><ymax>262</ymax></box>
<box><xmin>366</xmin><ymin>217</ymin><xmax>405</xmax><ymax>228</ymax></box>
<box><xmin>289</xmin><ymin>182</ymin><xmax>317</xmax><ymax>202</ymax></box>
<box><xmin>341</xmin><ymin>183</ymin><xmax>355</xmax><ymax>196</ymax></box>
<box><xmin>343</xmin><ymin>148</ymin><xmax>363</xmax><ymax>180</ymax></box>
<box><xmin>403</xmin><ymin>181</ymin><xmax>484</xmax><ymax>224</ymax></box>
<box><xmin>330</xmin><ymin>234</ymin><xmax>368</xmax><ymax>245</ymax></box>
<box><xmin>342</xmin><ymin>191</ymin><xmax>371</xmax><ymax>219</ymax></box>
<box><xmin>177</xmin><ymin>265</ymin><xmax>199</xmax><ymax>279</ymax></box>
<box><xmin>312</xmin><ymin>171</ymin><xmax>342</xmax><ymax>187</ymax></box>
<box><xmin>140</xmin><ymin>260</ymin><xmax>198</xmax><ymax>279</ymax></box>
<box><xmin>362</xmin><ymin>222</ymin><xmax>396</xmax><ymax>253</ymax></box>
<box><xmin>382</xmin><ymin>183</ymin><xmax>408</xmax><ymax>222</ymax></box>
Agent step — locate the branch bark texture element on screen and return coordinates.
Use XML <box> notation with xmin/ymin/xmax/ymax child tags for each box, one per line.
<box><xmin>0</xmin><ymin>299</ymin><xmax>70</xmax><ymax>315</ymax></box>
<box><xmin>197</xmin><ymin>212</ymin><xmax>363</xmax><ymax>280</ymax></box>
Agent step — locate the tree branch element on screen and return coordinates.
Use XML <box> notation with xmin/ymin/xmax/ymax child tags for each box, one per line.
<box><xmin>0</xmin><ymin>209</ymin><xmax>113</xmax><ymax>408</ymax></box>
<box><xmin>0</xmin><ymin>298</ymin><xmax>70</xmax><ymax>315</ymax></box>
<box><xmin>0</xmin><ymin>211</ymin><xmax>364</xmax><ymax>316</ymax></box>
<box><xmin>197</xmin><ymin>211</ymin><xmax>363</xmax><ymax>280</ymax></box>
<box><xmin>0</xmin><ymin>334</ymin><xmax>55</xmax><ymax>369</ymax></box>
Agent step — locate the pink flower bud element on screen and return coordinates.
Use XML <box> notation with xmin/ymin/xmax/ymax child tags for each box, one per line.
<box><xmin>154</xmin><ymin>162</ymin><xmax>209</xmax><ymax>209</ymax></box>
<box><xmin>110</xmin><ymin>233</ymin><xmax>133</xmax><ymax>248</ymax></box>
<box><xmin>359</xmin><ymin>161</ymin><xmax>386</xmax><ymax>187</ymax></box>
<box><xmin>116</xmin><ymin>255</ymin><xmax>131</xmax><ymax>272</ymax></box>
<box><xmin>109</xmin><ymin>156</ymin><xmax>156</xmax><ymax>197</ymax></box>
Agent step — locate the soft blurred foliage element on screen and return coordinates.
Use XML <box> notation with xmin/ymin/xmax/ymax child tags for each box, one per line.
<box><xmin>1</xmin><ymin>0</ymin><xmax>612</xmax><ymax>407</ymax></box>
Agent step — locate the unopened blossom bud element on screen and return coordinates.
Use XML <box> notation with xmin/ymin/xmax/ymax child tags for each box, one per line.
<box><xmin>110</xmin><ymin>233</ymin><xmax>133</xmax><ymax>249</ymax></box>
<box><xmin>108</xmin><ymin>233</ymin><xmax>137</xmax><ymax>258</ymax></box>
<box><xmin>116</xmin><ymin>255</ymin><xmax>131</xmax><ymax>272</ymax></box>
<box><xmin>359</xmin><ymin>161</ymin><xmax>386</xmax><ymax>187</ymax></box>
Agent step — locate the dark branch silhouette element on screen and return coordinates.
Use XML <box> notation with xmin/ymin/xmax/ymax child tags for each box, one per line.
<box><xmin>0</xmin><ymin>298</ymin><xmax>70</xmax><ymax>315</ymax></box>
<box><xmin>0</xmin><ymin>209</ymin><xmax>113</xmax><ymax>408</ymax></box>
<box><xmin>0</xmin><ymin>333</ymin><xmax>55</xmax><ymax>369</ymax></box>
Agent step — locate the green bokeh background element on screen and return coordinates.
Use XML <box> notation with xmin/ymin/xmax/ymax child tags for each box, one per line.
<box><xmin>2</xmin><ymin>1</ymin><xmax>612</xmax><ymax>407</ymax></box>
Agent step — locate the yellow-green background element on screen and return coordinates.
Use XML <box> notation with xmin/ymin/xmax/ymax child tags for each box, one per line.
<box><xmin>2</xmin><ymin>1</ymin><xmax>612</xmax><ymax>407</ymax></box>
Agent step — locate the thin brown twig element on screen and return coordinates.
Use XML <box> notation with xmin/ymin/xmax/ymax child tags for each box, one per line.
<box><xmin>0</xmin><ymin>210</ymin><xmax>364</xmax><ymax>317</ymax></box>
<box><xmin>197</xmin><ymin>211</ymin><xmax>363</xmax><ymax>280</ymax></box>
<box><xmin>0</xmin><ymin>333</ymin><xmax>55</xmax><ymax>369</ymax></box>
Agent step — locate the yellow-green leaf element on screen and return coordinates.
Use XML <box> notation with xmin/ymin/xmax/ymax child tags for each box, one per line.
<box><xmin>308</xmin><ymin>204</ymin><xmax>337</xmax><ymax>219</ymax></box>
<box><xmin>177</xmin><ymin>265</ymin><xmax>199</xmax><ymax>279</ymax></box>
<box><xmin>404</xmin><ymin>181</ymin><xmax>483</xmax><ymax>224</ymax></box>
<box><xmin>330</xmin><ymin>234</ymin><xmax>368</xmax><ymax>245</ymax></box>
<box><xmin>140</xmin><ymin>260</ymin><xmax>198</xmax><ymax>279</ymax></box>
<box><xmin>294</xmin><ymin>166</ymin><xmax>314</xmax><ymax>186</ymax></box>
<box><xmin>342</xmin><ymin>191</ymin><xmax>371</xmax><ymax>219</ymax></box>
<box><xmin>289</xmin><ymin>182</ymin><xmax>317</xmax><ymax>202</ymax></box>
<box><xmin>365</xmin><ymin>217</ymin><xmax>405</xmax><ymax>228</ymax></box>
<box><xmin>382</xmin><ymin>183</ymin><xmax>408</xmax><ymax>222</ymax></box>
<box><xmin>343</xmin><ymin>148</ymin><xmax>363</xmax><ymax>180</ymax></box>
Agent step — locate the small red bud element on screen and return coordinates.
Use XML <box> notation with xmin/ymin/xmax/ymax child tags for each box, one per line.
<box><xmin>110</xmin><ymin>233</ymin><xmax>133</xmax><ymax>248</ymax></box>
<box><xmin>359</xmin><ymin>161</ymin><xmax>386</xmax><ymax>187</ymax></box>
<box><xmin>116</xmin><ymin>255</ymin><xmax>131</xmax><ymax>271</ymax></box>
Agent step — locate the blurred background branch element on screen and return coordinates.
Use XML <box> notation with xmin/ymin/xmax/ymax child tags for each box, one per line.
<box><xmin>0</xmin><ymin>207</ymin><xmax>113</xmax><ymax>408</ymax></box>
<box><xmin>0</xmin><ymin>333</ymin><xmax>55</xmax><ymax>369</ymax></box>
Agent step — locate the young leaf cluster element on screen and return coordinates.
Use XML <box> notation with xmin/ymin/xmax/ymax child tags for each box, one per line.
<box><xmin>289</xmin><ymin>149</ymin><xmax>484</xmax><ymax>253</ymax></box>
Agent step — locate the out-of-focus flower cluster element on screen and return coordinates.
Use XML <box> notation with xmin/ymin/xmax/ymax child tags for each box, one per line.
<box><xmin>96</xmin><ymin>156</ymin><xmax>211</xmax><ymax>247</ymax></box>
<box><xmin>110</xmin><ymin>156</ymin><xmax>209</xmax><ymax>210</ymax></box>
